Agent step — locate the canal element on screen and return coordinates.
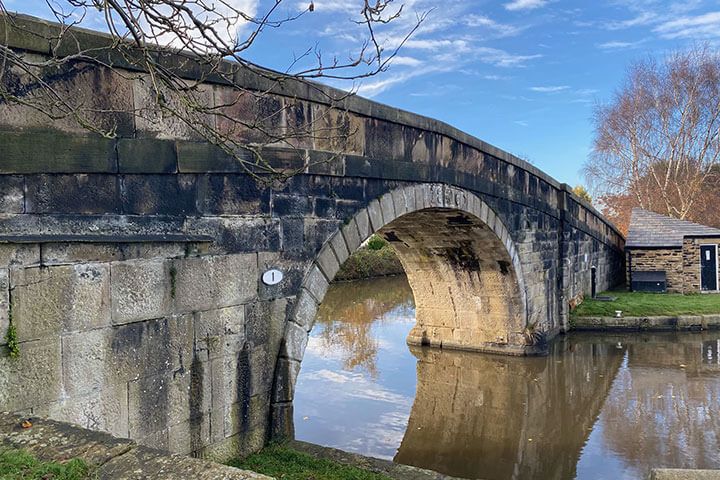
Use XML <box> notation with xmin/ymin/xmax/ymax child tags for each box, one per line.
<box><xmin>294</xmin><ymin>275</ymin><xmax>720</xmax><ymax>480</ymax></box>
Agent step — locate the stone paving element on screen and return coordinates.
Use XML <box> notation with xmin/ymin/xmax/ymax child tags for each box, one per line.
<box><xmin>0</xmin><ymin>412</ymin><xmax>270</xmax><ymax>479</ymax></box>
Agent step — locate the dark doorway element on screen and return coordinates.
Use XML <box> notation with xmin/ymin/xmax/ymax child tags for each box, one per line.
<box><xmin>700</xmin><ymin>245</ymin><xmax>717</xmax><ymax>291</ymax></box>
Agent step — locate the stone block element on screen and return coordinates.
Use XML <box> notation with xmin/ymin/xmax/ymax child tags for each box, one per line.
<box><xmin>0</xmin><ymin>129</ymin><xmax>117</xmax><ymax>173</ymax></box>
<box><xmin>245</xmin><ymin>298</ymin><xmax>288</xmax><ymax>352</ymax></box>
<box><xmin>316</xmin><ymin>247</ymin><xmax>341</xmax><ymax>282</ymax></box>
<box><xmin>341</xmin><ymin>219</ymin><xmax>362</xmax><ymax>254</ymax></box>
<box><xmin>11</xmin><ymin>263</ymin><xmax>111</xmax><ymax>341</ymax></box>
<box><xmin>133</xmin><ymin>75</ymin><xmax>215</xmax><ymax>140</ymax></box>
<box><xmin>173</xmin><ymin>254</ymin><xmax>257</xmax><ymax>313</ymax></box>
<box><xmin>122</xmin><ymin>174</ymin><xmax>198</xmax><ymax>216</ymax></box>
<box><xmin>63</xmin><ymin>316</ymin><xmax>194</xmax><ymax>396</ymax></box>
<box><xmin>282</xmin><ymin>322</ymin><xmax>308</xmax><ymax>362</ymax></box>
<box><xmin>45</xmin><ymin>383</ymin><xmax>130</xmax><ymax>438</ymax></box>
<box><xmin>0</xmin><ymin>61</ymin><xmax>134</xmax><ymax>137</ymax></box>
<box><xmin>194</xmin><ymin>305</ymin><xmax>245</xmax><ymax>361</ymax></box>
<box><xmin>214</xmin><ymin>87</ymin><xmax>284</xmax><ymax>145</ymax></box>
<box><xmin>330</xmin><ymin>231</ymin><xmax>350</xmax><ymax>263</ymax></box>
<box><xmin>391</xmin><ymin>188</ymin><xmax>409</xmax><ymax>218</ymax></box>
<box><xmin>355</xmin><ymin>208</ymin><xmax>373</xmax><ymax>241</ymax></box>
<box><xmin>41</xmin><ymin>242</ymin><xmax>186</xmax><ymax>266</ymax></box>
<box><xmin>111</xmin><ymin>259</ymin><xmax>172</xmax><ymax>325</ymax></box>
<box><xmin>292</xmin><ymin>289</ymin><xmax>318</xmax><ymax>331</ymax></box>
<box><xmin>0</xmin><ymin>176</ymin><xmax>23</xmax><ymax>214</ymax></box>
<box><xmin>379</xmin><ymin>193</ymin><xmax>396</xmax><ymax>224</ymax></box>
<box><xmin>25</xmin><ymin>174</ymin><xmax>121</xmax><ymax>214</ymax></box>
<box><xmin>0</xmin><ymin>244</ymin><xmax>40</xmax><ymax>268</ymax></box>
<box><xmin>177</xmin><ymin>141</ymin><xmax>254</xmax><ymax>173</ymax></box>
<box><xmin>0</xmin><ymin>338</ymin><xmax>62</xmax><ymax>412</ymax></box>
<box><xmin>304</xmin><ymin>265</ymin><xmax>329</xmax><ymax>303</ymax></box>
<box><xmin>128</xmin><ymin>359</ymin><xmax>212</xmax><ymax>441</ymax></box>
<box><xmin>223</xmin><ymin>392</ymin><xmax>271</xmax><ymax>441</ymax></box>
<box><xmin>367</xmin><ymin>199</ymin><xmax>384</xmax><ymax>231</ymax></box>
<box><xmin>167</xmin><ymin>415</ymin><xmax>212</xmax><ymax>456</ymax></box>
<box><xmin>197</xmin><ymin>174</ymin><xmax>271</xmax><ymax>215</ymax></box>
<box><xmin>185</xmin><ymin>216</ymin><xmax>281</xmax><ymax>254</ymax></box>
<box><xmin>272</xmin><ymin>358</ymin><xmax>301</xmax><ymax>403</ymax></box>
<box><xmin>118</xmin><ymin>138</ymin><xmax>177</xmax><ymax>173</ymax></box>
<box><xmin>257</xmin><ymin>252</ymin><xmax>304</xmax><ymax>301</ymax></box>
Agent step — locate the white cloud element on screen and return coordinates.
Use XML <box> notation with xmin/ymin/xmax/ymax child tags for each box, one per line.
<box><xmin>597</xmin><ymin>40</ymin><xmax>645</xmax><ymax>49</ymax></box>
<box><xmin>654</xmin><ymin>11</ymin><xmax>720</xmax><ymax>39</ymax></box>
<box><xmin>504</xmin><ymin>0</ymin><xmax>548</xmax><ymax>12</ymax></box>
<box><xmin>530</xmin><ymin>85</ymin><xmax>570</xmax><ymax>92</ymax></box>
<box><xmin>604</xmin><ymin>12</ymin><xmax>657</xmax><ymax>30</ymax></box>
<box><xmin>475</xmin><ymin>47</ymin><xmax>542</xmax><ymax>67</ymax></box>
<box><xmin>389</xmin><ymin>56</ymin><xmax>423</xmax><ymax>67</ymax></box>
<box><xmin>464</xmin><ymin>14</ymin><xmax>523</xmax><ymax>37</ymax></box>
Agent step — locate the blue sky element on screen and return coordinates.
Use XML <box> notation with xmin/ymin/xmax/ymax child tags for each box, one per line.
<box><xmin>9</xmin><ymin>0</ymin><xmax>720</xmax><ymax>186</ymax></box>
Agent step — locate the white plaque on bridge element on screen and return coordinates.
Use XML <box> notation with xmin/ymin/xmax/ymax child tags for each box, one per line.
<box><xmin>262</xmin><ymin>269</ymin><xmax>284</xmax><ymax>286</ymax></box>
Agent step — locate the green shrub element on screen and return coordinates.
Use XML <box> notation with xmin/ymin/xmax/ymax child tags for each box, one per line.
<box><xmin>366</xmin><ymin>235</ymin><xmax>387</xmax><ymax>251</ymax></box>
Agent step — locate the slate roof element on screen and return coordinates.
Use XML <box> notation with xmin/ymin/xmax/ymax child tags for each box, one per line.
<box><xmin>626</xmin><ymin>208</ymin><xmax>720</xmax><ymax>248</ymax></box>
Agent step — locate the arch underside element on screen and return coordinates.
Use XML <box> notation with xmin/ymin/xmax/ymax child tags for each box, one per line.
<box><xmin>378</xmin><ymin>208</ymin><xmax>530</xmax><ymax>354</ymax></box>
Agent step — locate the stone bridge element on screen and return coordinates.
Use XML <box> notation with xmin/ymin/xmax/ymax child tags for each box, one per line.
<box><xmin>0</xmin><ymin>15</ymin><xmax>624</xmax><ymax>460</ymax></box>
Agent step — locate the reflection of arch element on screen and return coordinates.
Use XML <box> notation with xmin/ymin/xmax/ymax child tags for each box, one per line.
<box><xmin>271</xmin><ymin>184</ymin><xmax>531</xmax><ymax>437</ymax></box>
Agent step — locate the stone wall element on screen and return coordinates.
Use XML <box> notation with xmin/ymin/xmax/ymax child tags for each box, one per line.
<box><xmin>682</xmin><ymin>237</ymin><xmax>720</xmax><ymax>293</ymax></box>
<box><xmin>0</xmin><ymin>13</ymin><xmax>625</xmax><ymax>459</ymax></box>
<box><xmin>627</xmin><ymin>248</ymin><xmax>684</xmax><ymax>293</ymax></box>
<box><xmin>627</xmin><ymin>237</ymin><xmax>720</xmax><ymax>294</ymax></box>
<box><xmin>0</xmin><ymin>241</ymin><xmax>288</xmax><ymax>460</ymax></box>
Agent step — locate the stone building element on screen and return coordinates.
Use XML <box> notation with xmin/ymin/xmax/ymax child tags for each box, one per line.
<box><xmin>626</xmin><ymin>208</ymin><xmax>720</xmax><ymax>293</ymax></box>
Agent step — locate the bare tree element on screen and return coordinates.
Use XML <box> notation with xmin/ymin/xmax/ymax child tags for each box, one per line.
<box><xmin>585</xmin><ymin>46</ymin><xmax>720</xmax><ymax>223</ymax></box>
<box><xmin>0</xmin><ymin>1</ymin><xmax>426</xmax><ymax>183</ymax></box>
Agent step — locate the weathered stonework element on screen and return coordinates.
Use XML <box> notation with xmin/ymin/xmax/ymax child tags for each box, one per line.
<box><xmin>0</xmin><ymin>14</ymin><xmax>625</xmax><ymax>462</ymax></box>
<box><xmin>627</xmin><ymin>248</ymin><xmax>684</xmax><ymax>292</ymax></box>
<box><xmin>682</xmin><ymin>237</ymin><xmax>720</xmax><ymax>293</ymax></box>
<box><xmin>627</xmin><ymin>237</ymin><xmax>720</xmax><ymax>294</ymax></box>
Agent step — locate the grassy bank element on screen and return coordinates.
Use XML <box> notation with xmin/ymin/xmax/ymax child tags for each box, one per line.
<box><xmin>334</xmin><ymin>236</ymin><xmax>404</xmax><ymax>282</ymax></box>
<box><xmin>0</xmin><ymin>448</ymin><xmax>89</xmax><ymax>480</ymax></box>
<box><xmin>572</xmin><ymin>291</ymin><xmax>720</xmax><ymax>317</ymax></box>
<box><xmin>228</xmin><ymin>444</ymin><xmax>391</xmax><ymax>480</ymax></box>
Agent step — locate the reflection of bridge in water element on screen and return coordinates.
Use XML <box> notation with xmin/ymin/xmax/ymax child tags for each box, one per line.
<box><xmin>395</xmin><ymin>332</ymin><xmax>720</xmax><ymax>479</ymax></box>
<box><xmin>395</xmin><ymin>337</ymin><xmax>625</xmax><ymax>479</ymax></box>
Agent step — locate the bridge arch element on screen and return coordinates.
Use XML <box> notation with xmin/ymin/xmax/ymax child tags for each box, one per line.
<box><xmin>271</xmin><ymin>183</ymin><xmax>532</xmax><ymax>438</ymax></box>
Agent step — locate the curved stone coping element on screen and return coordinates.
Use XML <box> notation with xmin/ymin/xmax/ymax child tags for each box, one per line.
<box><xmin>0</xmin><ymin>412</ymin><xmax>269</xmax><ymax>480</ymax></box>
<box><xmin>572</xmin><ymin>314</ymin><xmax>720</xmax><ymax>331</ymax></box>
<box><xmin>0</xmin><ymin>13</ymin><xmax>620</xmax><ymax>240</ymax></box>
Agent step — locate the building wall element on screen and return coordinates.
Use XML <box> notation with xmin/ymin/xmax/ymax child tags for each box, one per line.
<box><xmin>627</xmin><ymin>248</ymin><xmax>683</xmax><ymax>293</ymax></box>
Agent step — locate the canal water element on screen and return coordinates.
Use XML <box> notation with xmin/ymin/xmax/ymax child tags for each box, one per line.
<box><xmin>294</xmin><ymin>275</ymin><xmax>720</xmax><ymax>480</ymax></box>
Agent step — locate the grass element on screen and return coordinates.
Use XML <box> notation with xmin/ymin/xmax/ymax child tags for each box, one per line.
<box><xmin>0</xmin><ymin>448</ymin><xmax>90</xmax><ymax>480</ymax></box>
<box><xmin>227</xmin><ymin>444</ymin><xmax>392</xmax><ymax>480</ymax></box>
<box><xmin>572</xmin><ymin>290</ymin><xmax>720</xmax><ymax>317</ymax></box>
